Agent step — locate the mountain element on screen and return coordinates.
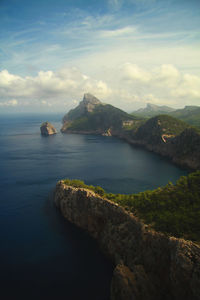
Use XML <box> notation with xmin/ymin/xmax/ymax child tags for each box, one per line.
<box><xmin>61</xmin><ymin>93</ymin><xmax>139</xmax><ymax>134</ymax></box>
<box><xmin>62</xmin><ymin>93</ymin><xmax>101</xmax><ymax>123</ymax></box>
<box><xmin>132</xmin><ymin>103</ymin><xmax>175</xmax><ymax>118</ymax></box>
<box><xmin>129</xmin><ymin>115</ymin><xmax>200</xmax><ymax>170</ymax></box>
<box><xmin>61</xmin><ymin>94</ymin><xmax>200</xmax><ymax>169</ymax></box>
<box><xmin>169</xmin><ymin>106</ymin><xmax>200</xmax><ymax>128</ymax></box>
<box><xmin>132</xmin><ymin>104</ymin><xmax>200</xmax><ymax>128</ymax></box>
<box><xmin>134</xmin><ymin>114</ymin><xmax>189</xmax><ymax>145</ymax></box>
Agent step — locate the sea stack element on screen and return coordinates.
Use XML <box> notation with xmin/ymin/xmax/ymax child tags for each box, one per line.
<box><xmin>40</xmin><ymin>121</ymin><xmax>57</xmax><ymax>136</ymax></box>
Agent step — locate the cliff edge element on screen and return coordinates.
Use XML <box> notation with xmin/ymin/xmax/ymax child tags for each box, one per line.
<box><xmin>54</xmin><ymin>181</ymin><xmax>200</xmax><ymax>300</ymax></box>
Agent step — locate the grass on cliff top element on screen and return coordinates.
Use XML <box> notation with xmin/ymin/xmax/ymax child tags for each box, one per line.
<box><xmin>63</xmin><ymin>171</ymin><xmax>200</xmax><ymax>243</ymax></box>
<box><xmin>63</xmin><ymin>179</ymin><xmax>105</xmax><ymax>196</ymax></box>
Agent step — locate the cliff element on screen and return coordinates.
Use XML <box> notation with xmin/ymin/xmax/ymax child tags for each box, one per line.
<box><xmin>62</xmin><ymin>93</ymin><xmax>101</xmax><ymax>124</ymax></box>
<box><xmin>119</xmin><ymin>116</ymin><xmax>200</xmax><ymax>170</ymax></box>
<box><xmin>54</xmin><ymin>182</ymin><xmax>200</xmax><ymax>300</ymax></box>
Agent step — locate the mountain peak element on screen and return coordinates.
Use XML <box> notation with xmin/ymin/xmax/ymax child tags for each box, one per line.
<box><xmin>82</xmin><ymin>93</ymin><xmax>101</xmax><ymax>105</ymax></box>
<box><xmin>62</xmin><ymin>93</ymin><xmax>102</xmax><ymax>123</ymax></box>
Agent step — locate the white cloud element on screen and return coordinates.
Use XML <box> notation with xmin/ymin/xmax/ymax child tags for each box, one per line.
<box><xmin>0</xmin><ymin>99</ymin><xmax>18</xmax><ymax>106</ymax></box>
<box><xmin>100</xmin><ymin>26</ymin><xmax>137</xmax><ymax>38</ymax></box>
<box><xmin>121</xmin><ymin>63</ymin><xmax>151</xmax><ymax>82</ymax></box>
<box><xmin>0</xmin><ymin>64</ymin><xmax>200</xmax><ymax>112</ymax></box>
<box><xmin>0</xmin><ymin>68</ymin><xmax>112</xmax><ymax>110</ymax></box>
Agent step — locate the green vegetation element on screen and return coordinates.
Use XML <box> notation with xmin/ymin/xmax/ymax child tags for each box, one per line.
<box><xmin>63</xmin><ymin>179</ymin><xmax>105</xmax><ymax>196</ymax></box>
<box><xmin>63</xmin><ymin>171</ymin><xmax>200</xmax><ymax>242</ymax></box>
<box><xmin>134</xmin><ymin>114</ymin><xmax>189</xmax><ymax>144</ymax></box>
<box><xmin>65</xmin><ymin>104</ymin><xmax>139</xmax><ymax>132</ymax></box>
<box><xmin>170</xmin><ymin>106</ymin><xmax>200</xmax><ymax>128</ymax></box>
<box><xmin>132</xmin><ymin>105</ymin><xmax>200</xmax><ymax>128</ymax></box>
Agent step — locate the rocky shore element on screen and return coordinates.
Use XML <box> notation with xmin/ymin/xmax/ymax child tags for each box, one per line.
<box><xmin>54</xmin><ymin>181</ymin><xmax>200</xmax><ymax>300</ymax></box>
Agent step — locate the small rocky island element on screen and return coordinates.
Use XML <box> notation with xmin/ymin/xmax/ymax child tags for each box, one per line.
<box><xmin>40</xmin><ymin>121</ymin><xmax>57</xmax><ymax>136</ymax></box>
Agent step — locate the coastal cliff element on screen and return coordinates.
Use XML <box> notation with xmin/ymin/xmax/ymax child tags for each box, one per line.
<box><xmin>111</xmin><ymin>116</ymin><xmax>200</xmax><ymax>170</ymax></box>
<box><xmin>61</xmin><ymin>94</ymin><xmax>200</xmax><ymax>170</ymax></box>
<box><xmin>54</xmin><ymin>181</ymin><xmax>200</xmax><ymax>300</ymax></box>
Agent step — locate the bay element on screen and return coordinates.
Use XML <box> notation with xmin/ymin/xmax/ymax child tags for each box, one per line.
<box><xmin>0</xmin><ymin>114</ymin><xmax>188</xmax><ymax>299</ymax></box>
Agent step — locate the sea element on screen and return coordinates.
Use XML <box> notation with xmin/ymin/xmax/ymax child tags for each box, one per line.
<box><xmin>0</xmin><ymin>114</ymin><xmax>188</xmax><ymax>300</ymax></box>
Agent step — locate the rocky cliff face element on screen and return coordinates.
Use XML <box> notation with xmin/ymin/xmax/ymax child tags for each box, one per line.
<box><xmin>118</xmin><ymin>128</ymin><xmax>200</xmax><ymax>170</ymax></box>
<box><xmin>110</xmin><ymin>115</ymin><xmax>200</xmax><ymax>170</ymax></box>
<box><xmin>62</xmin><ymin>93</ymin><xmax>101</xmax><ymax>124</ymax></box>
<box><xmin>54</xmin><ymin>182</ymin><xmax>200</xmax><ymax>300</ymax></box>
<box><xmin>40</xmin><ymin>121</ymin><xmax>57</xmax><ymax>136</ymax></box>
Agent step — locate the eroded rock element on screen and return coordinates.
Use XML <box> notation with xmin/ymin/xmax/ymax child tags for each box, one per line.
<box><xmin>40</xmin><ymin>121</ymin><xmax>57</xmax><ymax>136</ymax></box>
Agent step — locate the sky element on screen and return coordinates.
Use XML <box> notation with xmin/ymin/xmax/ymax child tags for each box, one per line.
<box><xmin>0</xmin><ymin>0</ymin><xmax>200</xmax><ymax>113</ymax></box>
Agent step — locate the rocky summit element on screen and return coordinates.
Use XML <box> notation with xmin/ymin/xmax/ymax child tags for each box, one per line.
<box><xmin>40</xmin><ymin>121</ymin><xmax>57</xmax><ymax>136</ymax></box>
<box><xmin>62</xmin><ymin>93</ymin><xmax>101</xmax><ymax>123</ymax></box>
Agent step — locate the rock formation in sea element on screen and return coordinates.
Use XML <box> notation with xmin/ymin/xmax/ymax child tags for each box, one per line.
<box><xmin>54</xmin><ymin>181</ymin><xmax>200</xmax><ymax>300</ymax></box>
<box><xmin>40</xmin><ymin>121</ymin><xmax>57</xmax><ymax>136</ymax></box>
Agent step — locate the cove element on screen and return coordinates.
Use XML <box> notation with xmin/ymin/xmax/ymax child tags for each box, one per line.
<box><xmin>0</xmin><ymin>114</ymin><xmax>188</xmax><ymax>300</ymax></box>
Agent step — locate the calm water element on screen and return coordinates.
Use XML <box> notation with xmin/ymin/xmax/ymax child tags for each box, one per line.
<box><xmin>0</xmin><ymin>114</ymin><xmax>188</xmax><ymax>300</ymax></box>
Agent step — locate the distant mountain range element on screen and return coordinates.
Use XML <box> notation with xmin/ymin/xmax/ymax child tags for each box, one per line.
<box><xmin>132</xmin><ymin>103</ymin><xmax>175</xmax><ymax>117</ymax></box>
<box><xmin>61</xmin><ymin>94</ymin><xmax>200</xmax><ymax>170</ymax></box>
<box><xmin>132</xmin><ymin>103</ymin><xmax>200</xmax><ymax>128</ymax></box>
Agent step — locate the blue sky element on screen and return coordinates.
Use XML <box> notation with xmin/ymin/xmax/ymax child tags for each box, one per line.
<box><xmin>0</xmin><ymin>0</ymin><xmax>200</xmax><ymax>112</ymax></box>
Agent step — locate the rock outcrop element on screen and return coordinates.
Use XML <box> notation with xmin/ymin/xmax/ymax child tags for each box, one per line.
<box><xmin>54</xmin><ymin>182</ymin><xmax>200</xmax><ymax>300</ymax></box>
<box><xmin>40</xmin><ymin>121</ymin><xmax>57</xmax><ymax>136</ymax></box>
<box><xmin>62</xmin><ymin>93</ymin><xmax>101</xmax><ymax>124</ymax></box>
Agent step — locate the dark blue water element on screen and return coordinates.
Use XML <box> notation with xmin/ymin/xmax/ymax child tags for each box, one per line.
<box><xmin>0</xmin><ymin>114</ymin><xmax>188</xmax><ymax>300</ymax></box>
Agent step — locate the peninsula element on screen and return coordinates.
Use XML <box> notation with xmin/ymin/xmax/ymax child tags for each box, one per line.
<box><xmin>54</xmin><ymin>171</ymin><xmax>200</xmax><ymax>300</ymax></box>
<box><xmin>56</xmin><ymin>94</ymin><xmax>200</xmax><ymax>299</ymax></box>
<box><xmin>61</xmin><ymin>93</ymin><xmax>200</xmax><ymax>170</ymax></box>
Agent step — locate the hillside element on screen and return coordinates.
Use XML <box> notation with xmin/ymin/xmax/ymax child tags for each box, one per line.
<box><xmin>61</xmin><ymin>93</ymin><xmax>140</xmax><ymax>134</ymax></box>
<box><xmin>61</xmin><ymin>94</ymin><xmax>200</xmax><ymax>170</ymax></box>
<box><xmin>132</xmin><ymin>103</ymin><xmax>175</xmax><ymax>118</ymax></box>
<box><xmin>169</xmin><ymin>105</ymin><xmax>200</xmax><ymax>128</ymax></box>
<box><xmin>134</xmin><ymin>114</ymin><xmax>189</xmax><ymax>144</ymax></box>
<box><xmin>55</xmin><ymin>176</ymin><xmax>200</xmax><ymax>300</ymax></box>
<box><xmin>127</xmin><ymin>115</ymin><xmax>200</xmax><ymax>169</ymax></box>
<box><xmin>62</xmin><ymin>170</ymin><xmax>200</xmax><ymax>242</ymax></box>
<box><xmin>132</xmin><ymin>104</ymin><xmax>200</xmax><ymax>128</ymax></box>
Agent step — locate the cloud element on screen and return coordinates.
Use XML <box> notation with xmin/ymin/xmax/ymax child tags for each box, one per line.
<box><xmin>100</xmin><ymin>26</ymin><xmax>137</xmax><ymax>38</ymax></box>
<box><xmin>121</xmin><ymin>63</ymin><xmax>151</xmax><ymax>82</ymax></box>
<box><xmin>0</xmin><ymin>64</ymin><xmax>200</xmax><ymax>112</ymax></box>
<box><xmin>0</xmin><ymin>99</ymin><xmax>18</xmax><ymax>106</ymax></box>
<box><xmin>115</xmin><ymin>63</ymin><xmax>200</xmax><ymax>108</ymax></box>
<box><xmin>0</xmin><ymin>68</ymin><xmax>112</xmax><ymax>110</ymax></box>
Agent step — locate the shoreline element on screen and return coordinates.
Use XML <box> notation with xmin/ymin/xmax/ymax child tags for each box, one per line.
<box><xmin>61</xmin><ymin>129</ymin><xmax>199</xmax><ymax>171</ymax></box>
<box><xmin>54</xmin><ymin>182</ymin><xmax>200</xmax><ymax>300</ymax></box>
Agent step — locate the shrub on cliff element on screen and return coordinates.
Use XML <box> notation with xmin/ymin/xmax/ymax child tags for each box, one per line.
<box><xmin>63</xmin><ymin>171</ymin><xmax>200</xmax><ymax>242</ymax></box>
<box><xmin>106</xmin><ymin>171</ymin><xmax>200</xmax><ymax>242</ymax></box>
<box><xmin>63</xmin><ymin>179</ymin><xmax>105</xmax><ymax>197</ymax></box>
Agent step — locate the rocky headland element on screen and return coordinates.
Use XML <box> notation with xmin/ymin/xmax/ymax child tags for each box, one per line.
<box><xmin>54</xmin><ymin>181</ymin><xmax>200</xmax><ymax>300</ymax></box>
<box><xmin>40</xmin><ymin>121</ymin><xmax>57</xmax><ymax>136</ymax></box>
<box><xmin>61</xmin><ymin>94</ymin><xmax>200</xmax><ymax>170</ymax></box>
